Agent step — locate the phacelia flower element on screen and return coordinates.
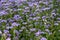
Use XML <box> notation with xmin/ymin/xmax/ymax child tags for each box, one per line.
<box><xmin>12</xmin><ymin>22</ymin><xmax>20</xmax><ymax>26</ymax></box>
<box><xmin>40</xmin><ymin>37</ymin><xmax>47</xmax><ymax>40</ymax></box>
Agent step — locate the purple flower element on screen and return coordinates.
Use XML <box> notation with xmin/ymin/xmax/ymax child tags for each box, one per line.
<box><xmin>9</xmin><ymin>0</ymin><xmax>15</xmax><ymax>2</ymax></box>
<box><xmin>19</xmin><ymin>0</ymin><xmax>27</xmax><ymax>2</ymax></box>
<box><xmin>13</xmin><ymin>15</ymin><xmax>21</xmax><ymax>20</ymax></box>
<box><xmin>0</xmin><ymin>10</ymin><xmax>8</xmax><ymax>16</ymax></box>
<box><xmin>6</xmin><ymin>37</ymin><xmax>11</xmax><ymax>40</ymax></box>
<box><xmin>29</xmin><ymin>14</ymin><xmax>36</xmax><ymax>17</ymax></box>
<box><xmin>33</xmin><ymin>2</ymin><xmax>39</xmax><ymax>6</ymax></box>
<box><xmin>40</xmin><ymin>37</ymin><xmax>47</xmax><ymax>40</ymax></box>
<box><xmin>7</xmin><ymin>18</ymin><xmax>14</xmax><ymax>23</ymax></box>
<box><xmin>35</xmin><ymin>30</ymin><xmax>45</xmax><ymax>36</ymax></box>
<box><xmin>41</xmin><ymin>7</ymin><xmax>50</xmax><ymax>11</ymax></box>
<box><xmin>24</xmin><ymin>9</ymin><xmax>30</xmax><ymax>12</ymax></box>
<box><xmin>45</xmin><ymin>23</ymin><xmax>51</xmax><ymax>28</ymax></box>
<box><xmin>35</xmin><ymin>31</ymin><xmax>40</xmax><ymax>36</ymax></box>
<box><xmin>0</xmin><ymin>2</ymin><xmax>2</xmax><ymax>8</ymax></box>
<box><xmin>1</xmin><ymin>20</ymin><xmax>7</xmax><ymax>23</ymax></box>
<box><xmin>27</xmin><ymin>2</ymin><xmax>33</xmax><ymax>7</ymax></box>
<box><xmin>12</xmin><ymin>22</ymin><xmax>20</xmax><ymax>26</ymax></box>
<box><xmin>43</xmin><ymin>2</ymin><xmax>49</xmax><ymax>5</ymax></box>
<box><xmin>7</xmin><ymin>34</ymin><xmax>11</xmax><ymax>37</ymax></box>
<box><xmin>42</xmin><ymin>16</ymin><xmax>46</xmax><ymax>19</ymax></box>
<box><xmin>1</xmin><ymin>0</ymin><xmax>7</xmax><ymax>2</ymax></box>
<box><xmin>42</xmin><ymin>16</ymin><xmax>46</xmax><ymax>21</ymax></box>
<box><xmin>51</xmin><ymin>13</ymin><xmax>56</xmax><ymax>16</ymax></box>
<box><xmin>4</xmin><ymin>30</ymin><xmax>9</xmax><ymax>33</ymax></box>
<box><xmin>57</xmin><ymin>18</ymin><xmax>60</xmax><ymax>21</ymax></box>
<box><xmin>33</xmin><ymin>17</ymin><xmax>40</xmax><ymax>21</ymax></box>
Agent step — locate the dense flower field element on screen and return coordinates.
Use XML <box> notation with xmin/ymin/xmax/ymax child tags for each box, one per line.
<box><xmin>0</xmin><ymin>0</ymin><xmax>60</xmax><ymax>40</ymax></box>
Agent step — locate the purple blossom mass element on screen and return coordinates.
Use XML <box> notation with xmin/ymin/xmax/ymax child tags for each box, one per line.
<box><xmin>0</xmin><ymin>0</ymin><xmax>60</xmax><ymax>40</ymax></box>
<box><xmin>40</xmin><ymin>37</ymin><xmax>47</xmax><ymax>40</ymax></box>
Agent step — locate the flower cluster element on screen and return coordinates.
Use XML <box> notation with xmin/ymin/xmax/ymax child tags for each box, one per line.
<box><xmin>0</xmin><ymin>0</ymin><xmax>60</xmax><ymax>40</ymax></box>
